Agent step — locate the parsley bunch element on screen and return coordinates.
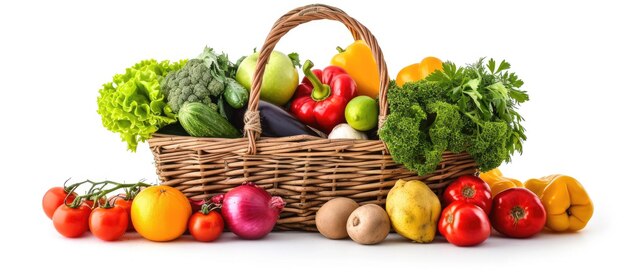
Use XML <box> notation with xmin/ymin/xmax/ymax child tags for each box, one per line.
<box><xmin>380</xmin><ymin>58</ymin><xmax>528</xmax><ymax>175</ymax></box>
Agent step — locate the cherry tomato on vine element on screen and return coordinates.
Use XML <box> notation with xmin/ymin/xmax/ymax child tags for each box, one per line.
<box><xmin>112</xmin><ymin>196</ymin><xmax>134</xmax><ymax>231</ymax></box>
<box><xmin>42</xmin><ymin>187</ymin><xmax>76</xmax><ymax>219</ymax></box>
<box><xmin>188</xmin><ymin>210</ymin><xmax>224</xmax><ymax>242</ymax></box>
<box><xmin>89</xmin><ymin>205</ymin><xmax>129</xmax><ymax>241</ymax></box>
<box><xmin>52</xmin><ymin>204</ymin><xmax>91</xmax><ymax>238</ymax></box>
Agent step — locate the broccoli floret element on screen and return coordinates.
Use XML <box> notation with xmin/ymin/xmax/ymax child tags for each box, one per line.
<box><xmin>162</xmin><ymin>48</ymin><xmax>234</xmax><ymax>113</ymax></box>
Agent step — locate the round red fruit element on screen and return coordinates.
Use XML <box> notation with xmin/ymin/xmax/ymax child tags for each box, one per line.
<box><xmin>89</xmin><ymin>205</ymin><xmax>129</xmax><ymax>241</ymax></box>
<box><xmin>188</xmin><ymin>210</ymin><xmax>224</xmax><ymax>242</ymax></box>
<box><xmin>490</xmin><ymin>188</ymin><xmax>547</xmax><ymax>238</ymax></box>
<box><xmin>112</xmin><ymin>196</ymin><xmax>134</xmax><ymax>231</ymax></box>
<box><xmin>443</xmin><ymin>175</ymin><xmax>493</xmax><ymax>214</ymax></box>
<box><xmin>52</xmin><ymin>204</ymin><xmax>91</xmax><ymax>238</ymax></box>
<box><xmin>439</xmin><ymin>201</ymin><xmax>491</xmax><ymax>247</ymax></box>
<box><xmin>42</xmin><ymin>187</ymin><xmax>76</xmax><ymax>219</ymax></box>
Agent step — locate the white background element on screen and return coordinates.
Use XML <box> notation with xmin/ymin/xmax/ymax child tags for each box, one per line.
<box><xmin>1</xmin><ymin>0</ymin><xmax>625</xmax><ymax>273</ymax></box>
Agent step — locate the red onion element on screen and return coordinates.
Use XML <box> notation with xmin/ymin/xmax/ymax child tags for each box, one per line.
<box><xmin>211</xmin><ymin>194</ymin><xmax>224</xmax><ymax>205</ymax></box>
<box><xmin>219</xmin><ymin>182</ymin><xmax>285</xmax><ymax>239</ymax></box>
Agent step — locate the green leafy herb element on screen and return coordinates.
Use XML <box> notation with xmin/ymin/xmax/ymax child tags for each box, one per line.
<box><xmin>380</xmin><ymin>58</ymin><xmax>529</xmax><ymax>175</ymax></box>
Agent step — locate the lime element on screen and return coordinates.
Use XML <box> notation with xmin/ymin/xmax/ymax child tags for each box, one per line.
<box><xmin>345</xmin><ymin>96</ymin><xmax>378</xmax><ymax>131</ymax></box>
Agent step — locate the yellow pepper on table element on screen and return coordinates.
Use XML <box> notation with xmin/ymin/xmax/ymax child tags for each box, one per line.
<box><xmin>525</xmin><ymin>175</ymin><xmax>594</xmax><ymax>232</ymax></box>
<box><xmin>330</xmin><ymin>40</ymin><xmax>380</xmax><ymax>99</ymax></box>
<box><xmin>396</xmin><ymin>56</ymin><xmax>443</xmax><ymax>87</ymax></box>
<box><xmin>479</xmin><ymin>168</ymin><xmax>523</xmax><ymax>196</ymax></box>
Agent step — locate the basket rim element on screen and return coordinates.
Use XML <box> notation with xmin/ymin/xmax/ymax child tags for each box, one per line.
<box><xmin>149</xmin><ymin>133</ymin><xmax>472</xmax><ymax>158</ymax></box>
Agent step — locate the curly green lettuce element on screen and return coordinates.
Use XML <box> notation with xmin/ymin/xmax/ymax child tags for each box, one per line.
<box><xmin>380</xmin><ymin>58</ymin><xmax>528</xmax><ymax>175</ymax></box>
<box><xmin>97</xmin><ymin>59</ymin><xmax>187</xmax><ymax>151</ymax></box>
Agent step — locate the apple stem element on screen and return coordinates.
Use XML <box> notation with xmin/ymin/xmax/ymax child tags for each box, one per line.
<box><xmin>303</xmin><ymin>60</ymin><xmax>331</xmax><ymax>101</ymax></box>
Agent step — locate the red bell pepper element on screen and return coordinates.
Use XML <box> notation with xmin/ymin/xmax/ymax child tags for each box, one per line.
<box><xmin>290</xmin><ymin>60</ymin><xmax>357</xmax><ymax>133</ymax></box>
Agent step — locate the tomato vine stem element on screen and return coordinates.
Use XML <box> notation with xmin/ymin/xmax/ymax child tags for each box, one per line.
<box><xmin>63</xmin><ymin>180</ymin><xmax>151</xmax><ymax>208</ymax></box>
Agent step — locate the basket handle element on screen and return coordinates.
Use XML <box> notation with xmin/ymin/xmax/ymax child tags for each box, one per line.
<box><xmin>244</xmin><ymin>4</ymin><xmax>390</xmax><ymax>154</ymax></box>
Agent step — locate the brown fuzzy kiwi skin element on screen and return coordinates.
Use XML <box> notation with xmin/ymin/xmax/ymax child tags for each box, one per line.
<box><xmin>346</xmin><ymin>204</ymin><xmax>390</xmax><ymax>245</ymax></box>
<box><xmin>315</xmin><ymin>198</ymin><xmax>360</xmax><ymax>239</ymax></box>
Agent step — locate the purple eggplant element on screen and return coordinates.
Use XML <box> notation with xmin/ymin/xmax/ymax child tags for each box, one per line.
<box><xmin>230</xmin><ymin>101</ymin><xmax>324</xmax><ymax>138</ymax></box>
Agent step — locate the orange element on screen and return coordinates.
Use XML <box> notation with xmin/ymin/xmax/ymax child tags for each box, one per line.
<box><xmin>131</xmin><ymin>185</ymin><xmax>191</xmax><ymax>242</ymax></box>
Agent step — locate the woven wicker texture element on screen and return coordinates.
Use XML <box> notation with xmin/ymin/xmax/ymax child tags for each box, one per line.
<box><xmin>149</xmin><ymin>4</ymin><xmax>478</xmax><ymax>231</ymax></box>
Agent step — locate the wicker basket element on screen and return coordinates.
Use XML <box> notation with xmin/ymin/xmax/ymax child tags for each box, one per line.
<box><xmin>148</xmin><ymin>4</ymin><xmax>478</xmax><ymax>231</ymax></box>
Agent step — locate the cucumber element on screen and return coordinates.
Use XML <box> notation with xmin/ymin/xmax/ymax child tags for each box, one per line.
<box><xmin>224</xmin><ymin>78</ymin><xmax>249</xmax><ymax>109</ymax></box>
<box><xmin>178</xmin><ymin>102</ymin><xmax>241</xmax><ymax>138</ymax></box>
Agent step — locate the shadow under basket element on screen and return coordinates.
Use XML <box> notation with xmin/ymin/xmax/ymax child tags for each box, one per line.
<box><xmin>148</xmin><ymin>4</ymin><xmax>477</xmax><ymax>231</ymax></box>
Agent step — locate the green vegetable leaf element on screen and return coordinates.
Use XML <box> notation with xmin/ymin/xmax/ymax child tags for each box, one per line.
<box><xmin>496</xmin><ymin>59</ymin><xmax>511</xmax><ymax>73</ymax></box>
<box><xmin>510</xmin><ymin>89</ymin><xmax>529</xmax><ymax>103</ymax></box>
<box><xmin>97</xmin><ymin>59</ymin><xmax>186</xmax><ymax>151</ymax></box>
<box><xmin>232</xmin><ymin>55</ymin><xmax>246</xmax><ymax>76</ymax></box>
<box><xmin>487</xmin><ymin>59</ymin><xmax>496</xmax><ymax>73</ymax></box>
<box><xmin>288</xmin><ymin>52</ymin><xmax>302</xmax><ymax>68</ymax></box>
<box><xmin>426</xmin><ymin>61</ymin><xmax>460</xmax><ymax>83</ymax></box>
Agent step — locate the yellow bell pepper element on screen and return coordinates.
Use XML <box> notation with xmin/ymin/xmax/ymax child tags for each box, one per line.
<box><xmin>525</xmin><ymin>175</ymin><xmax>594</xmax><ymax>232</ymax></box>
<box><xmin>396</xmin><ymin>56</ymin><xmax>443</xmax><ymax>87</ymax></box>
<box><xmin>479</xmin><ymin>168</ymin><xmax>523</xmax><ymax>196</ymax></box>
<box><xmin>330</xmin><ymin>40</ymin><xmax>380</xmax><ymax>99</ymax></box>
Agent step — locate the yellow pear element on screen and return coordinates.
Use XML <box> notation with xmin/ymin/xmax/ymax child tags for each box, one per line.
<box><xmin>386</xmin><ymin>179</ymin><xmax>441</xmax><ymax>243</ymax></box>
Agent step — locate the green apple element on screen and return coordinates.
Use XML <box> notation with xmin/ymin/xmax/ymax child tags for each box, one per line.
<box><xmin>235</xmin><ymin>51</ymin><xmax>299</xmax><ymax>106</ymax></box>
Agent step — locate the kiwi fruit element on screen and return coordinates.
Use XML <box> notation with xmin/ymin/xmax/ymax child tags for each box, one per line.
<box><xmin>346</xmin><ymin>204</ymin><xmax>390</xmax><ymax>245</ymax></box>
<box><xmin>315</xmin><ymin>198</ymin><xmax>359</xmax><ymax>239</ymax></box>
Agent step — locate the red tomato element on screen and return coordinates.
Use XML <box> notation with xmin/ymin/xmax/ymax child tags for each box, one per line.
<box><xmin>443</xmin><ymin>175</ymin><xmax>493</xmax><ymax>214</ymax></box>
<box><xmin>89</xmin><ymin>206</ymin><xmax>129</xmax><ymax>241</ymax></box>
<box><xmin>439</xmin><ymin>201</ymin><xmax>491</xmax><ymax>247</ymax></box>
<box><xmin>490</xmin><ymin>188</ymin><xmax>547</xmax><ymax>238</ymax></box>
<box><xmin>113</xmin><ymin>198</ymin><xmax>134</xmax><ymax>231</ymax></box>
<box><xmin>42</xmin><ymin>187</ymin><xmax>76</xmax><ymax>219</ymax></box>
<box><xmin>52</xmin><ymin>204</ymin><xmax>91</xmax><ymax>238</ymax></box>
<box><xmin>188</xmin><ymin>210</ymin><xmax>224</xmax><ymax>242</ymax></box>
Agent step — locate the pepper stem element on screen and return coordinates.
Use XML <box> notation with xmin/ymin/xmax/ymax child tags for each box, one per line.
<box><xmin>336</xmin><ymin>46</ymin><xmax>345</xmax><ymax>53</ymax></box>
<box><xmin>303</xmin><ymin>60</ymin><xmax>330</xmax><ymax>101</ymax></box>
